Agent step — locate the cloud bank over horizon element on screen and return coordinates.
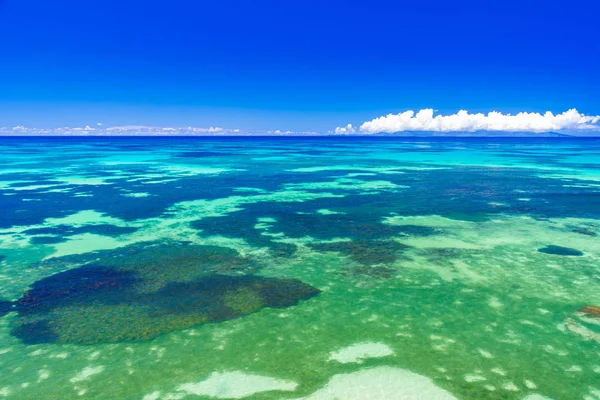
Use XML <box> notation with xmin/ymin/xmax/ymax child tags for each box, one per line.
<box><xmin>3</xmin><ymin>109</ymin><xmax>600</xmax><ymax>136</ymax></box>
<box><xmin>0</xmin><ymin>124</ymin><xmax>322</xmax><ymax>137</ymax></box>
<box><xmin>336</xmin><ymin>109</ymin><xmax>600</xmax><ymax>134</ymax></box>
<box><xmin>0</xmin><ymin>125</ymin><xmax>242</xmax><ymax>136</ymax></box>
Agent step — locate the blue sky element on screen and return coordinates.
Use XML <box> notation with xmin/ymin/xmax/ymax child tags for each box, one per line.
<box><xmin>0</xmin><ymin>0</ymin><xmax>599</xmax><ymax>134</ymax></box>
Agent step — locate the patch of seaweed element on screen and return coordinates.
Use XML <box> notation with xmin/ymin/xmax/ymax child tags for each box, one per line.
<box><xmin>310</xmin><ymin>240</ymin><xmax>410</xmax><ymax>266</ymax></box>
<box><xmin>29</xmin><ymin>236</ymin><xmax>68</xmax><ymax>245</ymax></box>
<box><xmin>538</xmin><ymin>245</ymin><xmax>583</xmax><ymax>257</ymax></box>
<box><xmin>9</xmin><ymin>242</ymin><xmax>320</xmax><ymax>344</ymax></box>
<box><xmin>570</xmin><ymin>226</ymin><xmax>597</xmax><ymax>236</ymax></box>
<box><xmin>578</xmin><ymin>306</ymin><xmax>600</xmax><ymax>318</ymax></box>
<box><xmin>16</xmin><ymin>265</ymin><xmax>137</xmax><ymax>316</ymax></box>
<box><xmin>11</xmin><ymin>320</ymin><xmax>59</xmax><ymax>345</ymax></box>
<box><xmin>11</xmin><ymin>274</ymin><xmax>319</xmax><ymax>345</ymax></box>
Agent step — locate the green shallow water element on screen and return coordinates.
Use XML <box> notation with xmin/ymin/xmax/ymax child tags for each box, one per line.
<box><xmin>0</xmin><ymin>137</ymin><xmax>599</xmax><ymax>400</ymax></box>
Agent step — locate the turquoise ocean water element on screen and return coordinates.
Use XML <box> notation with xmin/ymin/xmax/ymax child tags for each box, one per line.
<box><xmin>0</xmin><ymin>137</ymin><xmax>599</xmax><ymax>400</ymax></box>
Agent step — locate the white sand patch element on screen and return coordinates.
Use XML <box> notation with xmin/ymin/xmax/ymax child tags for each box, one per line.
<box><xmin>478</xmin><ymin>349</ymin><xmax>493</xmax><ymax>358</ymax></box>
<box><xmin>285</xmin><ymin>178</ymin><xmax>406</xmax><ymax>193</ymax></box>
<box><xmin>542</xmin><ymin>345</ymin><xmax>569</xmax><ymax>356</ymax></box>
<box><xmin>328</xmin><ymin>342</ymin><xmax>394</xmax><ymax>364</ymax></box>
<box><xmin>11</xmin><ymin>184</ymin><xmax>62</xmax><ymax>191</ymax></box>
<box><xmin>488</xmin><ymin>297</ymin><xmax>504</xmax><ymax>309</ymax></box>
<box><xmin>158</xmin><ymin>165</ymin><xmax>237</xmax><ymax>178</ymax></box>
<box><xmin>297</xmin><ymin>367</ymin><xmax>457</xmax><ymax>400</ymax></box>
<box><xmin>55</xmin><ymin>176</ymin><xmax>112</xmax><ymax>186</ymax></box>
<box><xmin>316</xmin><ymin>209</ymin><xmax>345</xmax><ymax>215</ymax></box>
<box><xmin>585</xmin><ymin>388</ymin><xmax>600</xmax><ymax>400</ymax></box>
<box><xmin>503</xmin><ymin>382</ymin><xmax>520</xmax><ymax>391</ymax></box>
<box><xmin>257</xmin><ymin>217</ymin><xmax>277</xmax><ymax>223</ymax></box>
<box><xmin>0</xmin><ymin>348</ymin><xmax>12</xmax><ymax>356</ymax></box>
<box><xmin>288</xmin><ymin>166</ymin><xmax>406</xmax><ymax>174</ymax></box>
<box><xmin>143</xmin><ymin>392</ymin><xmax>161</xmax><ymax>400</ymax></box>
<box><xmin>464</xmin><ymin>374</ymin><xmax>486</xmax><ymax>382</ymax></box>
<box><xmin>233</xmin><ymin>187</ymin><xmax>268</xmax><ymax>193</ymax></box>
<box><xmin>45</xmin><ymin>210</ymin><xmax>127</xmax><ymax>227</ymax></box>
<box><xmin>122</xmin><ymin>192</ymin><xmax>151</xmax><ymax>198</ymax></box>
<box><xmin>38</xmin><ymin>369</ymin><xmax>50</xmax><ymax>381</ymax></box>
<box><xmin>523</xmin><ymin>395</ymin><xmax>554</xmax><ymax>400</ymax></box>
<box><xmin>564</xmin><ymin>319</ymin><xmax>600</xmax><ymax>344</ymax></box>
<box><xmin>451</xmin><ymin>259</ymin><xmax>486</xmax><ymax>282</ymax></box>
<box><xmin>177</xmin><ymin>371</ymin><xmax>297</xmax><ymax>399</ymax></box>
<box><xmin>69</xmin><ymin>366</ymin><xmax>105</xmax><ymax>383</ymax></box>
<box><xmin>48</xmin><ymin>233</ymin><xmax>127</xmax><ymax>258</ymax></box>
<box><xmin>346</xmin><ymin>173</ymin><xmax>377</xmax><ymax>177</ymax></box>
<box><xmin>525</xmin><ymin>380</ymin><xmax>537</xmax><ymax>389</ymax></box>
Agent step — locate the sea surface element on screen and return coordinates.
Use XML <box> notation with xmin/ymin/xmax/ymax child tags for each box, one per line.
<box><xmin>0</xmin><ymin>136</ymin><xmax>599</xmax><ymax>400</ymax></box>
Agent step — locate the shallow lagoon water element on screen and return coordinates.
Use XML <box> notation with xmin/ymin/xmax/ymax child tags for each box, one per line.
<box><xmin>0</xmin><ymin>137</ymin><xmax>599</xmax><ymax>399</ymax></box>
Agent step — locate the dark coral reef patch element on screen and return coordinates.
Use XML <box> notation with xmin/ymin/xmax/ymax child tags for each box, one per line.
<box><xmin>570</xmin><ymin>227</ymin><xmax>597</xmax><ymax>236</ymax></box>
<box><xmin>578</xmin><ymin>306</ymin><xmax>600</xmax><ymax>318</ymax></box>
<box><xmin>191</xmin><ymin>200</ymin><xmax>434</xmax><ymax>265</ymax></box>
<box><xmin>9</xmin><ymin>242</ymin><xmax>320</xmax><ymax>345</ymax></box>
<box><xmin>0</xmin><ymin>300</ymin><xmax>14</xmax><ymax>317</ymax></box>
<box><xmin>538</xmin><ymin>245</ymin><xmax>584</xmax><ymax>257</ymax></box>
<box><xmin>310</xmin><ymin>240</ymin><xmax>409</xmax><ymax>266</ymax></box>
<box><xmin>29</xmin><ymin>236</ymin><xmax>69</xmax><ymax>245</ymax></box>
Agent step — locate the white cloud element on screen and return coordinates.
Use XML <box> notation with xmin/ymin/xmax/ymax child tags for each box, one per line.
<box><xmin>0</xmin><ymin>125</ymin><xmax>322</xmax><ymax>136</ymax></box>
<box><xmin>333</xmin><ymin>124</ymin><xmax>356</xmax><ymax>134</ymax></box>
<box><xmin>268</xmin><ymin>129</ymin><xmax>318</xmax><ymax>135</ymax></box>
<box><xmin>1</xmin><ymin>125</ymin><xmax>242</xmax><ymax>136</ymax></box>
<box><xmin>346</xmin><ymin>108</ymin><xmax>600</xmax><ymax>134</ymax></box>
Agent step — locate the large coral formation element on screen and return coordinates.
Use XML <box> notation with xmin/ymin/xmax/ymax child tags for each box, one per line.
<box><xmin>538</xmin><ymin>245</ymin><xmax>584</xmax><ymax>256</ymax></box>
<box><xmin>6</xmin><ymin>243</ymin><xmax>320</xmax><ymax>344</ymax></box>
